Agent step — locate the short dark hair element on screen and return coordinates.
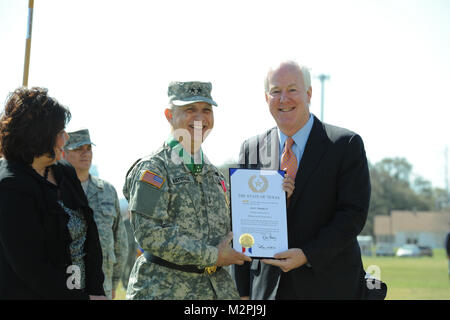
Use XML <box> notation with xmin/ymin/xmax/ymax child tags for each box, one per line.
<box><xmin>0</xmin><ymin>87</ymin><xmax>71</xmax><ymax>164</ymax></box>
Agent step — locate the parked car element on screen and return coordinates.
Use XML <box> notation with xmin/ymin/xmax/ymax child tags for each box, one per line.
<box><xmin>396</xmin><ymin>244</ymin><xmax>421</xmax><ymax>257</ymax></box>
<box><xmin>375</xmin><ymin>243</ymin><xmax>395</xmax><ymax>256</ymax></box>
<box><xmin>418</xmin><ymin>246</ymin><xmax>433</xmax><ymax>257</ymax></box>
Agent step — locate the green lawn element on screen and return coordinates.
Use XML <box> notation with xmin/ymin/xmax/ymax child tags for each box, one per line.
<box><xmin>362</xmin><ymin>249</ymin><xmax>449</xmax><ymax>300</ymax></box>
<box><xmin>115</xmin><ymin>249</ymin><xmax>450</xmax><ymax>300</ymax></box>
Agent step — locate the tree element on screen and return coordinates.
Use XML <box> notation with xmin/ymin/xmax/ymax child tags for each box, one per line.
<box><xmin>362</xmin><ymin>157</ymin><xmax>447</xmax><ymax>236</ymax></box>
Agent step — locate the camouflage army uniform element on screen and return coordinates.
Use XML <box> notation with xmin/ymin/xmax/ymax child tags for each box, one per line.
<box><xmin>123</xmin><ymin>142</ymin><xmax>239</xmax><ymax>300</ymax></box>
<box><xmin>86</xmin><ymin>175</ymin><xmax>129</xmax><ymax>299</ymax></box>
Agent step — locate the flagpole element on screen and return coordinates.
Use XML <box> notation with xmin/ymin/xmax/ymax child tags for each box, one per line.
<box><xmin>22</xmin><ymin>0</ymin><xmax>34</xmax><ymax>87</ymax></box>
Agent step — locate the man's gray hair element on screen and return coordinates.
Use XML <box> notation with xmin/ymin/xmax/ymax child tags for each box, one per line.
<box><xmin>264</xmin><ymin>60</ymin><xmax>311</xmax><ymax>92</ymax></box>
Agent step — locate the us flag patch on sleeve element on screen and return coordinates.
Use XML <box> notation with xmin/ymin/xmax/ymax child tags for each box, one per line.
<box><xmin>140</xmin><ymin>170</ymin><xmax>165</xmax><ymax>189</ymax></box>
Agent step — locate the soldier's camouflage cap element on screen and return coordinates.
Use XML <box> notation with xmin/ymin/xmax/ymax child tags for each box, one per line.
<box><xmin>168</xmin><ymin>81</ymin><xmax>218</xmax><ymax>107</ymax></box>
<box><xmin>65</xmin><ymin>129</ymin><xmax>95</xmax><ymax>150</ymax></box>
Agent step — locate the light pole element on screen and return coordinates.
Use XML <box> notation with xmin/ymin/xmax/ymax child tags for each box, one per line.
<box><xmin>317</xmin><ymin>74</ymin><xmax>330</xmax><ymax>122</ymax></box>
<box><xmin>445</xmin><ymin>146</ymin><xmax>449</xmax><ymax>204</ymax></box>
<box><xmin>22</xmin><ymin>0</ymin><xmax>34</xmax><ymax>87</ymax></box>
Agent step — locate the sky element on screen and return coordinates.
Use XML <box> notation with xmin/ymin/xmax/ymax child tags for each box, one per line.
<box><xmin>1</xmin><ymin>0</ymin><xmax>449</xmax><ymax>199</ymax></box>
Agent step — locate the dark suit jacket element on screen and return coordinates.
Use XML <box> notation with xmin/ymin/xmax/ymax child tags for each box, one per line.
<box><xmin>234</xmin><ymin>116</ymin><xmax>371</xmax><ymax>299</ymax></box>
<box><xmin>0</xmin><ymin>159</ymin><xmax>105</xmax><ymax>299</ymax></box>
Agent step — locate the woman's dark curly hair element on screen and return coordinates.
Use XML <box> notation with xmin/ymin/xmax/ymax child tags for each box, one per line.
<box><xmin>0</xmin><ymin>87</ymin><xmax>71</xmax><ymax>164</ymax></box>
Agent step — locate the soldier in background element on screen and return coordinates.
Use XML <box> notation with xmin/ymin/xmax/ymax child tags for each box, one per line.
<box><xmin>121</xmin><ymin>210</ymin><xmax>140</xmax><ymax>289</ymax></box>
<box><xmin>123</xmin><ymin>81</ymin><xmax>251</xmax><ymax>300</ymax></box>
<box><xmin>64</xmin><ymin>129</ymin><xmax>128</xmax><ymax>299</ymax></box>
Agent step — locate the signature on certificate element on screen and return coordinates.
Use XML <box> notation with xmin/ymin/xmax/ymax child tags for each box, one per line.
<box><xmin>257</xmin><ymin>244</ymin><xmax>276</xmax><ymax>250</ymax></box>
<box><xmin>262</xmin><ymin>233</ymin><xmax>277</xmax><ymax>241</ymax></box>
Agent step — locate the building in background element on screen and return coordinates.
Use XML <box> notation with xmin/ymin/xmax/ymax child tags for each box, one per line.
<box><xmin>374</xmin><ymin>210</ymin><xmax>450</xmax><ymax>248</ymax></box>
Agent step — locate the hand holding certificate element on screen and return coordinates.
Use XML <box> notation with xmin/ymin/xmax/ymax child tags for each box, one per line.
<box><xmin>216</xmin><ymin>232</ymin><xmax>252</xmax><ymax>267</ymax></box>
<box><xmin>261</xmin><ymin>248</ymin><xmax>308</xmax><ymax>272</ymax></box>
<box><xmin>229</xmin><ymin>168</ymin><xmax>289</xmax><ymax>259</ymax></box>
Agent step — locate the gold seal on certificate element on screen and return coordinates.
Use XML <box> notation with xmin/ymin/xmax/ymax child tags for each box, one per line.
<box><xmin>239</xmin><ymin>233</ymin><xmax>255</xmax><ymax>247</ymax></box>
<box><xmin>239</xmin><ymin>233</ymin><xmax>255</xmax><ymax>254</ymax></box>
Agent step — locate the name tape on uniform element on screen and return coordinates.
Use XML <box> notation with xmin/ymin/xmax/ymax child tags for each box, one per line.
<box><xmin>171</xmin><ymin>175</ymin><xmax>192</xmax><ymax>185</ymax></box>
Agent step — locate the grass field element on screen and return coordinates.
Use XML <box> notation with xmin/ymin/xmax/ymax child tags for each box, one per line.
<box><xmin>362</xmin><ymin>248</ymin><xmax>449</xmax><ymax>300</ymax></box>
<box><xmin>114</xmin><ymin>249</ymin><xmax>450</xmax><ymax>300</ymax></box>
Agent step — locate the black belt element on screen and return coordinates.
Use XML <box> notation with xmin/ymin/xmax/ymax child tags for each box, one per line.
<box><xmin>143</xmin><ymin>251</ymin><xmax>220</xmax><ymax>274</ymax></box>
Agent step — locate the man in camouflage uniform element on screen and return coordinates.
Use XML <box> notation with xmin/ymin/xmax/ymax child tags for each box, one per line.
<box><xmin>64</xmin><ymin>129</ymin><xmax>129</xmax><ymax>300</ymax></box>
<box><xmin>123</xmin><ymin>81</ymin><xmax>251</xmax><ymax>300</ymax></box>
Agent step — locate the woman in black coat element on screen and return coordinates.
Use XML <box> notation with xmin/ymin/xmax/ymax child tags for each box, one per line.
<box><xmin>0</xmin><ymin>87</ymin><xmax>106</xmax><ymax>299</ymax></box>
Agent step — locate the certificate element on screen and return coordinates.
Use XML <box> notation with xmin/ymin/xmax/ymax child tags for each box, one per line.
<box><xmin>229</xmin><ymin>168</ymin><xmax>288</xmax><ymax>259</ymax></box>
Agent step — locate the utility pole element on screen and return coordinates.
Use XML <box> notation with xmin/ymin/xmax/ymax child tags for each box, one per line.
<box><xmin>22</xmin><ymin>0</ymin><xmax>34</xmax><ymax>87</ymax></box>
<box><xmin>317</xmin><ymin>74</ymin><xmax>330</xmax><ymax>122</ymax></box>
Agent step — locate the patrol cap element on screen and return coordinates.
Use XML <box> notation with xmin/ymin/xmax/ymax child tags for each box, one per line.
<box><xmin>168</xmin><ymin>81</ymin><xmax>218</xmax><ymax>107</ymax></box>
<box><xmin>65</xmin><ymin>129</ymin><xmax>95</xmax><ymax>150</ymax></box>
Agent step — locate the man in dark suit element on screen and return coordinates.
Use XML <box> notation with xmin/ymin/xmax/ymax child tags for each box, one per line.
<box><xmin>233</xmin><ymin>60</ymin><xmax>371</xmax><ymax>299</ymax></box>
